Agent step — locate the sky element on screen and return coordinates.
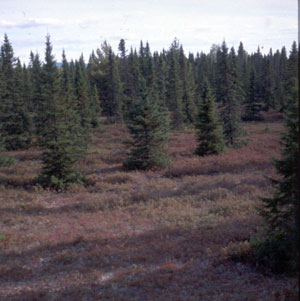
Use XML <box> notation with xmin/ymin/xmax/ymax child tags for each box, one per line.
<box><xmin>0</xmin><ymin>0</ymin><xmax>298</xmax><ymax>63</ymax></box>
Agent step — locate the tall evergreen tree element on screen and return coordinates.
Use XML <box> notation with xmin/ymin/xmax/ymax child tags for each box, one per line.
<box><xmin>215</xmin><ymin>41</ymin><xmax>230</xmax><ymax>105</ymax></box>
<box><xmin>107</xmin><ymin>46</ymin><xmax>123</xmax><ymax>122</ymax></box>
<box><xmin>38</xmin><ymin>36</ymin><xmax>86</xmax><ymax>190</ymax></box>
<box><xmin>0</xmin><ymin>34</ymin><xmax>31</xmax><ymax>150</ymax></box>
<box><xmin>123</xmin><ymin>92</ymin><xmax>170</xmax><ymax>170</ymax></box>
<box><xmin>261</xmin><ymin>50</ymin><xmax>276</xmax><ymax>111</ymax></box>
<box><xmin>243</xmin><ymin>68</ymin><xmax>263</xmax><ymax>121</ymax></box>
<box><xmin>179</xmin><ymin>46</ymin><xmax>196</xmax><ymax>124</ymax></box>
<box><xmin>278</xmin><ymin>46</ymin><xmax>288</xmax><ymax>111</ymax></box>
<box><xmin>195</xmin><ymin>80</ymin><xmax>225</xmax><ymax>156</ymax></box>
<box><xmin>74</xmin><ymin>59</ymin><xmax>92</xmax><ymax>134</ymax></box>
<box><xmin>255</xmin><ymin>99</ymin><xmax>299</xmax><ymax>272</ymax></box>
<box><xmin>222</xmin><ymin>47</ymin><xmax>242</xmax><ymax>145</ymax></box>
<box><xmin>166</xmin><ymin>39</ymin><xmax>184</xmax><ymax>129</ymax></box>
<box><xmin>35</xmin><ymin>34</ymin><xmax>61</xmax><ymax>146</ymax></box>
<box><xmin>283</xmin><ymin>42</ymin><xmax>298</xmax><ymax>112</ymax></box>
<box><xmin>156</xmin><ymin>52</ymin><xmax>168</xmax><ymax>107</ymax></box>
<box><xmin>89</xmin><ymin>84</ymin><xmax>101</xmax><ymax>128</ymax></box>
<box><xmin>29</xmin><ymin>52</ymin><xmax>43</xmax><ymax>119</ymax></box>
<box><xmin>0</xmin><ymin>64</ymin><xmax>13</xmax><ymax>166</ymax></box>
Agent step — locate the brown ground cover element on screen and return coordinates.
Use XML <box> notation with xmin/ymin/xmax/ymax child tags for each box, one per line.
<box><xmin>0</xmin><ymin>118</ymin><xmax>298</xmax><ymax>300</ymax></box>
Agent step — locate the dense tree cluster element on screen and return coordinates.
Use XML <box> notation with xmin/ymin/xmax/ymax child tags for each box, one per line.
<box><xmin>0</xmin><ymin>35</ymin><xmax>298</xmax><ymax>181</ymax></box>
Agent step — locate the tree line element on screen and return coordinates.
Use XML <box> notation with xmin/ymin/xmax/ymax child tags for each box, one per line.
<box><xmin>0</xmin><ymin>34</ymin><xmax>298</xmax><ymax>182</ymax></box>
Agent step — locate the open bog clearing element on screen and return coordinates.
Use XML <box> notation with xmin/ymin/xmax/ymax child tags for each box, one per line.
<box><xmin>0</xmin><ymin>118</ymin><xmax>298</xmax><ymax>300</ymax></box>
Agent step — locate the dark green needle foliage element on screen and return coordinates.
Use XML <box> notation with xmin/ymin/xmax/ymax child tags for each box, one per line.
<box><xmin>37</xmin><ymin>36</ymin><xmax>86</xmax><ymax>190</ymax></box>
<box><xmin>37</xmin><ymin>102</ymin><xmax>86</xmax><ymax>191</ymax></box>
<box><xmin>243</xmin><ymin>68</ymin><xmax>263</xmax><ymax>121</ymax></box>
<box><xmin>0</xmin><ymin>34</ymin><xmax>31</xmax><ymax>150</ymax></box>
<box><xmin>195</xmin><ymin>80</ymin><xmax>225</xmax><ymax>156</ymax></box>
<box><xmin>123</xmin><ymin>93</ymin><xmax>171</xmax><ymax>170</ymax></box>
<box><xmin>253</xmin><ymin>100</ymin><xmax>299</xmax><ymax>273</ymax></box>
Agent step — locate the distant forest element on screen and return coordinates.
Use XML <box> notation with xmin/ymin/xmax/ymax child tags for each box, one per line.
<box><xmin>0</xmin><ymin>34</ymin><xmax>298</xmax><ymax>183</ymax></box>
<box><xmin>1</xmin><ymin>35</ymin><xmax>298</xmax><ymax>130</ymax></box>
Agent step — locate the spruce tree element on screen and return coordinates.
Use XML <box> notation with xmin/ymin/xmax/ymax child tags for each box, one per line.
<box><xmin>29</xmin><ymin>52</ymin><xmax>43</xmax><ymax>122</ymax></box>
<box><xmin>0</xmin><ymin>34</ymin><xmax>31</xmax><ymax>150</ymax></box>
<box><xmin>254</xmin><ymin>99</ymin><xmax>299</xmax><ymax>273</ymax></box>
<box><xmin>195</xmin><ymin>80</ymin><xmax>225</xmax><ymax>156</ymax></box>
<box><xmin>278</xmin><ymin>46</ymin><xmax>288</xmax><ymax>111</ymax></box>
<box><xmin>123</xmin><ymin>91</ymin><xmax>170</xmax><ymax>170</ymax></box>
<box><xmin>107</xmin><ymin>47</ymin><xmax>123</xmax><ymax>122</ymax></box>
<box><xmin>22</xmin><ymin>63</ymin><xmax>33</xmax><ymax>113</ymax></box>
<box><xmin>261</xmin><ymin>50</ymin><xmax>276</xmax><ymax>111</ymax></box>
<box><xmin>156</xmin><ymin>52</ymin><xmax>168</xmax><ymax>107</ymax></box>
<box><xmin>0</xmin><ymin>65</ymin><xmax>14</xmax><ymax>166</ymax></box>
<box><xmin>37</xmin><ymin>36</ymin><xmax>86</xmax><ymax>190</ymax></box>
<box><xmin>179</xmin><ymin>46</ymin><xmax>196</xmax><ymax>124</ymax></box>
<box><xmin>166</xmin><ymin>39</ymin><xmax>184</xmax><ymax>129</ymax></box>
<box><xmin>89</xmin><ymin>84</ymin><xmax>101</xmax><ymax>128</ymax></box>
<box><xmin>36</xmin><ymin>34</ymin><xmax>61</xmax><ymax>146</ymax></box>
<box><xmin>243</xmin><ymin>68</ymin><xmax>263</xmax><ymax>121</ymax></box>
<box><xmin>222</xmin><ymin>47</ymin><xmax>242</xmax><ymax>145</ymax></box>
<box><xmin>74</xmin><ymin>59</ymin><xmax>92</xmax><ymax>134</ymax></box>
<box><xmin>215</xmin><ymin>41</ymin><xmax>230</xmax><ymax>105</ymax></box>
<box><xmin>283</xmin><ymin>42</ymin><xmax>298</xmax><ymax>112</ymax></box>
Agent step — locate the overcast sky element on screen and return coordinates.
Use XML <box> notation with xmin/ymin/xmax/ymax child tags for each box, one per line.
<box><xmin>0</xmin><ymin>0</ymin><xmax>298</xmax><ymax>63</ymax></box>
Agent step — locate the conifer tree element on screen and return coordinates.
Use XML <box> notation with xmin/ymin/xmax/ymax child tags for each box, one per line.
<box><xmin>38</xmin><ymin>36</ymin><xmax>86</xmax><ymax>190</ymax></box>
<box><xmin>261</xmin><ymin>50</ymin><xmax>276</xmax><ymax>111</ymax></box>
<box><xmin>29</xmin><ymin>52</ymin><xmax>43</xmax><ymax>118</ymax></box>
<box><xmin>278</xmin><ymin>46</ymin><xmax>288</xmax><ymax>111</ymax></box>
<box><xmin>195</xmin><ymin>80</ymin><xmax>225</xmax><ymax>156</ymax></box>
<box><xmin>166</xmin><ymin>39</ymin><xmax>184</xmax><ymax>129</ymax></box>
<box><xmin>0</xmin><ymin>34</ymin><xmax>31</xmax><ymax>150</ymax></box>
<box><xmin>118</xmin><ymin>39</ymin><xmax>131</xmax><ymax>110</ymax></box>
<box><xmin>255</xmin><ymin>99</ymin><xmax>299</xmax><ymax>272</ymax></box>
<box><xmin>60</xmin><ymin>51</ymin><xmax>86</xmax><ymax>152</ymax></box>
<box><xmin>243</xmin><ymin>68</ymin><xmax>263</xmax><ymax>121</ymax></box>
<box><xmin>126</xmin><ymin>48</ymin><xmax>144</xmax><ymax>107</ymax></box>
<box><xmin>107</xmin><ymin>47</ymin><xmax>123</xmax><ymax>122</ymax></box>
<box><xmin>89</xmin><ymin>84</ymin><xmax>101</xmax><ymax>128</ymax></box>
<box><xmin>215</xmin><ymin>41</ymin><xmax>230</xmax><ymax>105</ymax></box>
<box><xmin>35</xmin><ymin>34</ymin><xmax>61</xmax><ymax>146</ymax></box>
<box><xmin>0</xmin><ymin>65</ymin><xmax>13</xmax><ymax>166</ymax></box>
<box><xmin>222</xmin><ymin>47</ymin><xmax>242</xmax><ymax>145</ymax></box>
<box><xmin>123</xmin><ymin>91</ymin><xmax>170</xmax><ymax>170</ymax></box>
<box><xmin>283</xmin><ymin>42</ymin><xmax>298</xmax><ymax>112</ymax></box>
<box><xmin>22</xmin><ymin>63</ymin><xmax>33</xmax><ymax>113</ymax></box>
<box><xmin>74</xmin><ymin>59</ymin><xmax>92</xmax><ymax>134</ymax></box>
<box><xmin>156</xmin><ymin>52</ymin><xmax>168</xmax><ymax>107</ymax></box>
<box><xmin>179</xmin><ymin>46</ymin><xmax>196</xmax><ymax>124</ymax></box>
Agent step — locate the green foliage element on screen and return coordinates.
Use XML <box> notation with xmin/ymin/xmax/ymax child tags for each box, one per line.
<box><xmin>283</xmin><ymin>42</ymin><xmax>298</xmax><ymax>112</ymax></box>
<box><xmin>254</xmin><ymin>100</ymin><xmax>299</xmax><ymax>273</ymax></box>
<box><xmin>35</xmin><ymin>34</ymin><xmax>61</xmax><ymax>146</ymax></box>
<box><xmin>166</xmin><ymin>39</ymin><xmax>184</xmax><ymax>129</ymax></box>
<box><xmin>123</xmin><ymin>93</ymin><xmax>171</xmax><ymax>170</ymax></box>
<box><xmin>37</xmin><ymin>36</ymin><xmax>87</xmax><ymax>191</ymax></box>
<box><xmin>107</xmin><ymin>47</ymin><xmax>123</xmax><ymax>123</ymax></box>
<box><xmin>179</xmin><ymin>46</ymin><xmax>196</xmax><ymax>124</ymax></box>
<box><xmin>38</xmin><ymin>137</ymin><xmax>86</xmax><ymax>191</ymax></box>
<box><xmin>0</xmin><ymin>34</ymin><xmax>31</xmax><ymax>150</ymax></box>
<box><xmin>242</xmin><ymin>68</ymin><xmax>263</xmax><ymax>121</ymax></box>
<box><xmin>89</xmin><ymin>84</ymin><xmax>101</xmax><ymax>128</ymax></box>
<box><xmin>195</xmin><ymin>80</ymin><xmax>225</xmax><ymax>156</ymax></box>
<box><xmin>222</xmin><ymin>47</ymin><xmax>242</xmax><ymax>145</ymax></box>
<box><xmin>74</xmin><ymin>59</ymin><xmax>92</xmax><ymax>134</ymax></box>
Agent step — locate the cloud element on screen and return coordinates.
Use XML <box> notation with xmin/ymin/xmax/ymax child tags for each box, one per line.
<box><xmin>0</xmin><ymin>18</ymin><xmax>64</xmax><ymax>29</ymax></box>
